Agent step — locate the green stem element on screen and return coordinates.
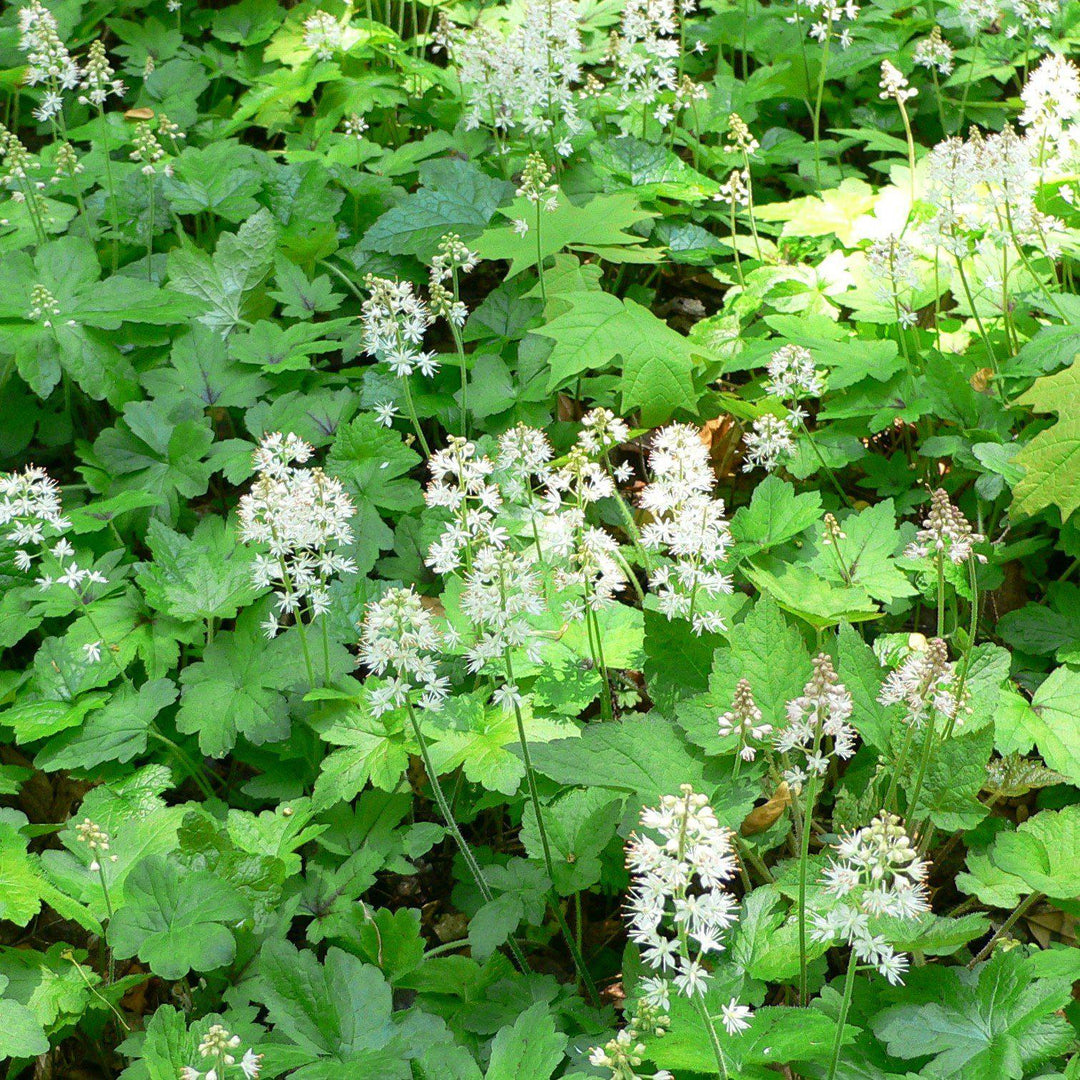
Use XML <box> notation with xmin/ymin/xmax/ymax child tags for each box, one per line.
<box><xmin>801</xmin><ymin>421</ymin><xmax>853</xmax><ymax>509</ymax></box>
<box><xmin>147</xmin><ymin>730</ymin><xmax>216</xmax><ymax>799</ymax></box>
<box><xmin>935</xmin><ymin>552</ymin><xmax>945</xmax><ymax>638</ymax></box>
<box><xmin>504</xmin><ymin>652</ymin><xmax>601</xmax><ymax>1005</ymax></box>
<box><xmin>405</xmin><ymin>700</ymin><xmax>529</xmax><ymax>973</ymax></box>
<box><xmin>826</xmin><ymin>952</ymin><xmax>859</xmax><ymax>1080</ymax></box>
<box><xmin>535</xmin><ymin>200</ymin><xmax>547</xmax><ymax>306</ymax></box>
<box><xmin>97</xmin><ymin>108</ymin><xmax>121</xmax><ymax>272</ymax></box>
<box><xmin>146</xmin><ymin>177</ymin><xmax>155</xmax><ymax>280</ymax></box>
<box><xmin>450</xmin><ymin>267</ymin><xmax>469</xmax><ymax>438</ymax></box>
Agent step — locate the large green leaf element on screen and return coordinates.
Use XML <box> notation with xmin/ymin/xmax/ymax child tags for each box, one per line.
<box><xmin>107</xmin><ymin>856</ymin><xmax>248</xmax><ymax>979</ymax></box>
<box><xmin>176</xmin><ymin>626</ymin><xmax>290</xmax><ymax>757</ymax></box>
<box><xmin>989</xmin><ymin>805</ymin><xmax>1080</xmax><ymax>901</ymax></box>
<box><xmin>363</xmin><ymin>158</ymin><xmax>513</xmax><ymax>259</ymax></box>
<box><xmin>532</xmin><ymin>291</ymin><xmax>704</xmax><ymax>424</ymax></box>
<box><xmin>677</xmin><ymin>595</ymin><xmax>811</xmax><ymax>756</ymax></box>
<box><xmin>1011</xmin><ymin>361</ymin><xmax>1080</xmax><ymax>521</ymax></box>
<box><xmin>873</xmin><ymin>950</ymin><xmax>1074</xmax><ymax>1079</ymax></box>
<box><xmin>475</xmin><ymin>190</ymin><xmax>655</xmax><ymax>278</ymax></box>
<box><xmin>137</xmin><ymin>517</ymin><xmax>262</xmax><ymax>624</ymax></box>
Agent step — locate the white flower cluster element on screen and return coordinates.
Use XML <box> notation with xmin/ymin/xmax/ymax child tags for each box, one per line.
<box><xmin>1020</xmin><ymin>53</ymin><xmax>1080</xmax><ymax>150</ymax></box>
<box><xmin>743</xmin><ymin>344</ymin><xmax>824</xmax><ymax>473</ymax></box>
<box><xmin>912</xmin><ymin>27</ymin><xmax>954</xmax><ymax>76</ymax></box>
<box><xmin>788</xmin><ymin>0</ymin><xmax>859</xmax><ymax>49</ymax></box>
<box><xmin>180</xmin><ymin>1024</ymin><xmax>262</xmax><ymax>1080</ymax></box>
<box><xmin>588</xmin><ymin>1000</ymin><xmax>673</xmax><ymax>1080</ymax></box>
<box><xmin>608</xmin><ymin>0</ymin><xmax>695</xmax><ymax>127</ymax></box>
<box><xmin>358</xmin><ymin>586</ymin><xmax>450</xmax><ymax>715</ymax></box>
<box><xmin>718</xmin><ymin>678</ymin><xmax>772</xmax><ymax>761</ymax></box>
<box><xmin>78</xmin><ymin>40</ymin><xmax>125</xmax><ymax>108</ymax></box>
<box><xmin>811</xmin><ymin>812</ymin><xmax>931</xmax><ymax>984</ymax></box>
<box><xmin>360</xmin><ymin>276</ymin><xmax>436</xmax><ymax>378</ymax></box>
<box><xmin>1</xmin><ymin>464</ymin><xmax>107</xmax><ymax>596</ymax></box>
<box><xmin>428</xmin><ymin>233</ymin><xmax>478</xmax><ymax>328</ymax></box>
<box><xmin>625</xmin><ymin>786</ymin><xmax>750</xmax><ymax>1026</ymax></box>
<box><xmin>237</xmin><ymin>433</ymin><xmax>356</xmax><ymax>637</ymax></box>
<box><xmin>578</xmin><ymin>407</ymin><xmax>630</xmax><ymax>457</ymax></box>
<box><xmin>961</xmin><ymin>0</ymin><xmax>1058</xmax><ymax>41</ymax></box>
<box><xmin>1</xmin><ymin>464</ymin><xmax>69</xmax><ymax>569</ymax></box>
<box><xmin>867</xmin><ymin>234</ymin><xmax>920</xmax><ymax>325</ymax></box>
<box><xmin>0</xmin><ymin>123</ymin><xmax>43</xmax><ymax>204</ymax></box>
<box><xmin>716</xmin><ymin>167</ymin><xmax>749</xmax><ymax>208</ymax></box>
<box><xmin>496</xmin><ymin>422</ymin><xmax>554</xmax><ymax>501</ymax></box>
<box><xmin>903</xmin><ymin>487</ymin><xmax>986</xmax><ymax>565</ymax></box>
<box><xmin>540</xmin><ymin>416</ymin><xmax>629</xmax><ymax>617</ymax></box>
<box><xmin>922</xmin><ymin>122</ymin><xmax>1064</xmax><ymax>260</ymax></box>
<box><xmin>775</xmin><ymin>654</ymin><xmax>856</xmax><ymax>790</ymax></box>
<box><xmin>516</xmin><ymin>152</ymin><xmax>559</xmax><ymax>209</ymax></box>
<box><xmin>460</xmin><ymin>545</ymin><xmax>545</xmax><ymax>706</ymax></box>
<box><xmin>424</xmin><ymin>437</ymin><xmax>505</xmax><ymax>574</ymax></box>
<box><xmin>18</xmin><ymin>0</ymin><xmax>80</xmax><ymax>122</ymax></box>
<box><xmin>879</xmin><ymin>60</ymin><xmax>916</xmax><ymax>103</ymax></box>
<box><xmin>639</xmin><ymin>424</ymin><xmax>733</xmax><ymax>636</ymax></box>
<box><xmin>878</xmin><ymin>636</ymin><xmax>967</xmax><ymax>729</ymax></box>
<box><xmin>74</xmin><ymin>818</ymin><xmax>117</xmax><ymax>873</ymax></box>
<box><xmin>303</xmin><ymin>10</ymin><xmax>343</xmax><ymax>58</ymax></box>
<box><xmin>436</xmin><ymin>0</ymin><xmax>584</xmax><ymax>147</ymax></box>
<box><xmin>543</xmin><ymin>506</ymin><xmax>626</xmax><ymax>619</ymax></box>
<box><xmin>129</xmin><ymin>121</ymin><xmax>164</xmax><ymax>176</ymax></box>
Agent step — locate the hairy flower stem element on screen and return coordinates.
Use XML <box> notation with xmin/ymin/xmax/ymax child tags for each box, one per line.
<box><xmin>968</xmin><ymin>891</ymin><xmax>1044</xmax><ymax>967</ymax></box>
<box><xmin>935</xmin><ymin>551</ymin><xmax>945</xmax><ymax>638</ymax></box>
<box><xmin>401</xmin><ymin>376</ymin><xmax>431</xmax><ymax>458</ymax></box>
<box><xmin>63</xmin><ymin>949</ymin><xmax>128</xmax><ymax>1028</ymax></box>
<box><xmin>826</xmin><ymin>953</ymin><xmax>859</xmax><ymax>1080</ymax></box>
<box><xmin>146</xmin><ymin>176</ymin><xmax>155</xmax><ymax>280</ymax></box>
<box><xmin>884</xmin><ymin>721</ymin><xmax>918</xmax><ymax>814</ymax></box>
<box><xmin>93</xmin><ymin>861</ymin><xmax>117</xmax><ymax>985</ymax></box>
<box><xmin>450</xmin><ymin>270</ymin><xmax>469</xmax><ymax>438</ymax></box>
<box><xmin>535</xmin><ymin>201</ymin><xmax>547</xmax><ymax>306</ymax></box>
<box><xmin>601</xmin><ymin>453</ymin><xmax>651</xmax><ymax>572</ymax></box>
<box><xmin>405</xmin><ymin>700</ymin><xmax>529</xmax><ymax>972</ymax></box>
<box><xmin>938</xmin><ymin>557</ymin><xmax>979</xmax><ymax>748</ymax></box>
<box><xmin>895</xmin><ymin>97</ymin><xmax>917</xmax><ymax>232</ymax></box>
<box><xmin>504</xmin><ymin>654</ymin><xmax>600</xmax><ymax>1005</ymax></box>
<box><xmin>904</xmin><ymin>715</ymin><xmax>938</xmax><ymax>834</ymax></box>
<box><xmin>797</xmin><ymin>763</ymin><xmax>822</xmax><ymax>1005</ymax></box>
<box><xmin>96</xmin><ymin>108</ymin><xmax>122</xmax><ymax>272</ymax></box>
<box><xmin>952</xmin><ymin>252</ymin><xmax>1000</xmax><ymax>383</ymax></box>
<box><xmin>276</xmin><ymin>553</ymin><xmax>317</xmax><ymax>690</ymax></box>
<box><xmin>811</xmin><ymin>29</ymin><xmax>833</xmax><ymax>189</ymax></box>
<box><xmin>800</xmin><ymin>421</ymin><xmax>853</xmax><ymax>509</ymax></box>
<box><xmin>694</xmin><ymin>995</ymin><xmax>732</xmax><ymax>1079</ymax></box>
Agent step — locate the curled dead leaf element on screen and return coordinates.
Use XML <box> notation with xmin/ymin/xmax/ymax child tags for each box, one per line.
<box><xmin>741</xmin><ymin>781</ymin><xmax>792</xmax><ymax>835</ymax></box>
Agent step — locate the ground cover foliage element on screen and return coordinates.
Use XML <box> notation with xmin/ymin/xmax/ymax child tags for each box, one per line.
<box><xmin>1</xmin><ymin>0</ymin><xmax>1079</xmax><ymax>1075</ymax></box>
